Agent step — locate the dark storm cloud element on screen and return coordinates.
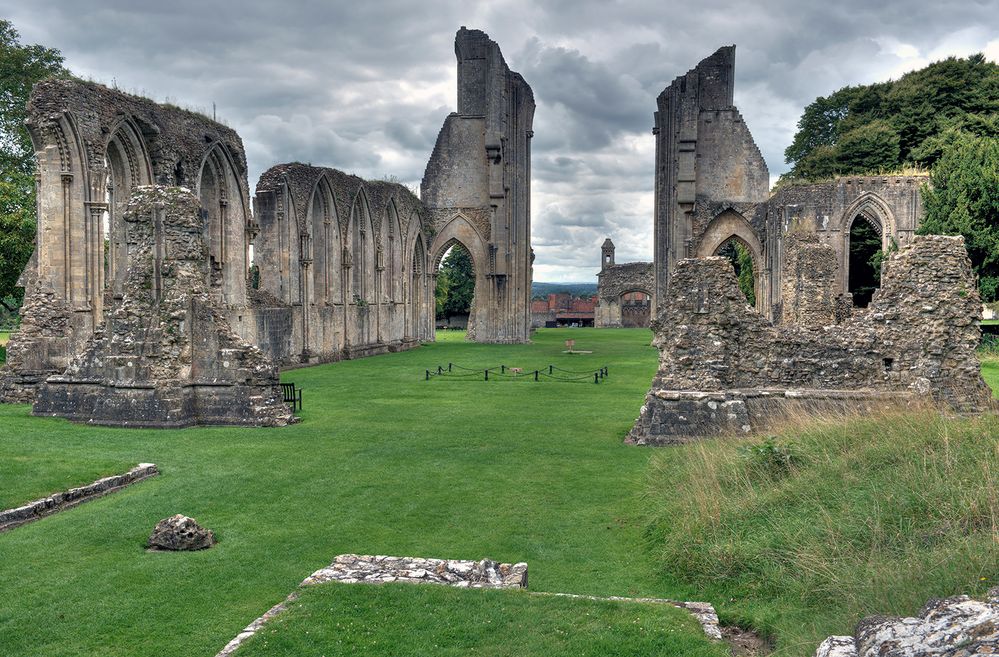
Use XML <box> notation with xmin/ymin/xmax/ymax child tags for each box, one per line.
<box><xmin>5</xmin><ymin>0</ymin><xmax>997</xmax><ymax>281</ymax></box>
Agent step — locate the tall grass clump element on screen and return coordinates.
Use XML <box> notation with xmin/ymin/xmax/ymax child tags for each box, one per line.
<box><xmin>645</xmin><ymin>410</ymin><xmax>999</xmax><ymax>656</ymax></box>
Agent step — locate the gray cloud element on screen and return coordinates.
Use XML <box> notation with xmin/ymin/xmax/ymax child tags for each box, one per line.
<box><xmin>5</xmin><ymin>0</ymin><xmax>997</xmax><ymax>281</ymax></box>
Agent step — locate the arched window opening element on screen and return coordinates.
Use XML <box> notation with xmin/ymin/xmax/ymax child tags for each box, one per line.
<box><xmin>435</xmin><ymin>242</ymin><xmax>475</xmax><ymax>331</ymax></box>
<box><xmin>619</xmin><ymin>290</ymin><xmax>651</xmax><ymax>328</ymax></box>
<box><xmin>105</xmin><ymin>137</ymin><xmax>133</xmax><ymax>296</ymax></box>
<box><xmin>351</xmin><ymin>202</ymin><xmax>365</xmax><ymax>302</ymax></box>
<box><xmin>848</xmin><ymin>216</ymin><xmax>882</xmax><ymax>307</ymax></box>
<box><xmin>716</xmin><ymin>238</ymin><xmax>757</xmax><ymax>305</ymax></box>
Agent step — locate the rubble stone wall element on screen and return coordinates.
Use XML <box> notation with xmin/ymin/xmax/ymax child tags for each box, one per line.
<box><xmin>2</xmin><ymin>79</ymin><xmax>254</xmax><ymax>402</ymax></box>
<box><xmin>33</xmin><ymin>186</ymin><xmax>294</xmax><ymax>427</ymax></box>
<box><xmin>629</xmin><ymin>235</ymin><xmax>992</xmax><ymax>443</ymax></box>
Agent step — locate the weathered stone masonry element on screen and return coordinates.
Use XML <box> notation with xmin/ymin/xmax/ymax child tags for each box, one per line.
<box><xmin>422</xmin><ymin>27</ymin><xmax>535</xmax><ymax>343</ymax></box>
<box><xmin>629</xmin><ymin>235</ymin><xmax>992</xmax><ymax>444</ymax></box>
<box><xmin>253</xmin><ymin>164</ymin><xmax>433</xmax><ymax>365</ymax></box>
<box><xmin>32</xmin><ymin>186</ymin><xmax>294</xmax><ymax>427</ymax></box>
<box><xmin>3</xmin><ymin>27</ymin><xmax>531</xmax><ymax>421</ymax></box>
<box><xmin>595</xmin><ymin>238</ymin><xmax>655</xmax><ymax>328</ymax></box>
<box><xmin>1</xmin><ymin>79</ymin><xmax>254</xmax><ymax>403</ymax></box>
<box><xmin>650</xmin><ymin>46</ymin><xmax>926</xmax><ymax>322</ymax></box>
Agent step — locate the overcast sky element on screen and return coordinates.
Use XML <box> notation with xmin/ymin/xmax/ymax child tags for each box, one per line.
<box><xmin>5</xmin><ymin>1</ymin><xmax>998</xmax><ymax>281</ymax></box>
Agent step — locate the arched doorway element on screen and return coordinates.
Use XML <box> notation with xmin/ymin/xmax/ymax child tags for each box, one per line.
<box><xmin>434</xmin><ymin>242</ymin><xmax>476</xmax><ymax>333</ymax></box>
<box><xmin>716</xmin><ymin>237</ymin><xmax>757</xmax><ymax>306</ymax></box>
<box><xmin>847</xmin><ymin>215</ymin><xmax>882</xmax><ymax>307</ymax></box>
<box><xmin>619</xmin><ymin>290</ymin><xmax>652</xmax><ymax>327</ymax></box>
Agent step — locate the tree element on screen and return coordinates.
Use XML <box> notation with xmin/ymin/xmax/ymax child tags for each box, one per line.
<box><xmin>783</xmin><ymin>54</ymin><xmax>999</xmax><ymax>180</ymax></box>
<box><xmin>0</xmin><ymin>20</ymin><xmax>67</xmax><ymax>312</ymax></box>
<box><xmin>435</xmin><ymin>246</ymin><xmax>474</xmax><ymax>320</ymax></box>
<box><xmin>917</xmin><ymin>133</ymin><xmax>999</xmax><ymax>301</ymax></box>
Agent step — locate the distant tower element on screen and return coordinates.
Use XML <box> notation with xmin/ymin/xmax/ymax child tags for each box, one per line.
<box><xmin>601</xmin><ymin>238</ymin><xmax>615</xmax><ymax>271</ymax></box>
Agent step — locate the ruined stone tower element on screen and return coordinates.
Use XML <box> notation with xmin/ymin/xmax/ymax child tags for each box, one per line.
<box><xmin>653</xmin><ymin>46</ymin><xmax>770</xmax><ymax>313</ymax></box>
<box><xmin>422</xmin><ymin>27</ymin><xmax>535</xmax><ymax>343</ymax></box>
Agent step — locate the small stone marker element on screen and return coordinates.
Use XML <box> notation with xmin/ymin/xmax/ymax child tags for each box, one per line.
<box><xmin>148</xmin><ymin>514</ymin><xmax>216</xmax><ymax>551</ymax></box>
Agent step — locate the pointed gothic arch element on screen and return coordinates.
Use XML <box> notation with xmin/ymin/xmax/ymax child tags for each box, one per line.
<box><xmin>695</xmin><ymin>210</ymin><xmax>765</xmax><ymax>311</ymax></box>
<box><xmin>195</xmin><ymin>142</ymin><xmax>249</xmax><ymax>304</ymax></box>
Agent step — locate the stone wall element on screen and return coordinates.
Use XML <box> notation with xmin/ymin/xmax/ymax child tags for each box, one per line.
<box><xmin>653</xmin><ymin>46</ymin><xmax>770</xmax><ymax>314</ymax></box>
<box><xmin>251</xmin><ymin>163</ymin><xmax>433</xmax><ymax>366</ymax></box>
<box><xmin>814</xmin><ymin>588</ymin><xmax>999</xmax><ymax>657</ymax></box>
<box><xmin>422</xmin><ymin>27</ymin><xmax>535</xmax><ymax>343</ymax></box>
<box><xmin>778</xmin><ymin>231</ymin><xmax>840</xmax><ymax>327</ymax></box>
<box><xmin>2</xmin><ymin>79</ymin><xmax>254</xmax><ymax>403</ymax></box>
<box><xmin>628</xmin><ymin>235</ymin><xmax>992</xmax><ymax>444</ymax></box>
<box><xmin>595</xmin><ymin>258</ymin><xmax>655</xmax><ymax>328</ymax></box>
<box><xmin>33</xmin><ymin>186</ymin><xmax>294</xmax><ymax>428</ymax></box>
<box><xmin>649</xmin><ymin>46</ymin><xmax>930</xmax><ymax>323</ymax></box>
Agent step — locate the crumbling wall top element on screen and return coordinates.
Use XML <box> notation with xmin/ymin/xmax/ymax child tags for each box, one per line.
<box><xmin>27</xmin><ymin>79</ymin><xmax>247</xmax><ymax>186</ymax></box>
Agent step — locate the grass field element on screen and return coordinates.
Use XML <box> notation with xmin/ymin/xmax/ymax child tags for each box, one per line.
<box><xmin>1</xmin><ymin>328</ymin><xmax>717</xmax><ymax>657</ymax></box>
<box><xmin>980</xmin><ymin>352</ymin><xmax>999</xmax><ymax>397</ymax></box>
<box><xmin>1</xmin><ymin>328</ymin><xmax>997</xmax><ymax>657</ymax></box>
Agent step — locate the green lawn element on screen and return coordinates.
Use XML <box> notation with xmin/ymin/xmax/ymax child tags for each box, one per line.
<box><xmin>980</xmin><ymin>353</ymin><xmax>999</xmax><ymax>398</ymax></box>
<box><xmin>239</xmin><ymin>584</ymin><xmax>726</xmax><ymax>657</ymax></box>
<box><xmin>3</xmin><ymin>328</ymin><xmax>997</xmax><ymax>657</ymax></box>
<box><xmin>1</xmin><ymin>328</ymin><xmax>709</xmax><ymax>657</ymax></box>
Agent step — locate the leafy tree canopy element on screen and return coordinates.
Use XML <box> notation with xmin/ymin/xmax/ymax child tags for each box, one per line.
<box><xmin>0</xmin><ymin>20</ymin><xmax>67</xmax><ymax>312</ymax></box>
<box><xmin>917</xmin><ymin>133</ymin><xmax>999</xmax><ymax>301</ymax></box>
<box><xmin>435</xmin><ymin>245</ymin><xmax>475</xmax><ymax>320</ymax></box>
<box><xmin>783</xmin><ymin>54</ymin><xmax>999</xmax><ymax>180</ymax></box>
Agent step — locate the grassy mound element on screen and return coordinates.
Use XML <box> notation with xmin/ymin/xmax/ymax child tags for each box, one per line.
<box><xmin>238</xmin><ymin>584</ymin><xmax>727</xmax><ymax>657</ymax></box>
<box><xmin>646</xmin><ymin>410</ymin><xmax>999</xmax><ymax>657</ymax></box>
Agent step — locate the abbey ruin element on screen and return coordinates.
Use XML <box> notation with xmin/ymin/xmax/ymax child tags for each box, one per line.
<box><xmin>0</xmin><ymin>27</ymin><xmax>534</xmax><ymax>425</ymax></box>
<box><xmin>0</xmin><ymin>30</ymin><xmax>990</xmax><ymax>433</ymax></box>
<box><xmin>625</xmin><ymin>46</ymin><xmax>992</xmax><ymax>442</ymax></box>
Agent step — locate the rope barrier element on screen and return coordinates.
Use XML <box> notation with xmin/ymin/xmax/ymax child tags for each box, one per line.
<box><xmin>424</xmin><ymin>363</ymin><xmax>609</xmax><ymax>383</ymax></box>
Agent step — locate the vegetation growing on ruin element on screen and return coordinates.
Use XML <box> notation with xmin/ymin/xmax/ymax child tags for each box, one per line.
<box><xmin>646</xmin><ymin>409</ymin><xmax>999</xmax><ymax>657</ymax></box>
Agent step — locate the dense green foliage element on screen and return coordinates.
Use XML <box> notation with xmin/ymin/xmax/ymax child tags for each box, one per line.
<box><xmin>435</xmin><ymin>245</ymin><xmax>475</xmax><ymax>319</ymax></box>
<box><xmin>0</xmin><ymin>20</ymin><xmax>67</xmax><ymax>311</ymax></box>
<box><xmin>718</xmin><ymin>240</ymin><xmax>756</xmax><ymax>305</ymax></box>
<box><xmin>647</xmin><ymin>411</ymin><xmax>999</xmax><ymax>657</ymax></box>
<box><xmin>238</xmin><ymin>584</ymin><xmax>726</xmax><ymax>657</ymax></box>
<box><xmin>783</xmin><ymin>54</ymin><xmax>998</xmax><ymax>179</ymax></box>
<box><xmin>917</xmin><ymin>133</ymin><xmax>999</xmax><ymax>300</ymax></box>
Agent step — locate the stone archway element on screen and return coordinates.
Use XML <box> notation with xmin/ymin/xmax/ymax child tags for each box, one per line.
<box><xmin>618</xmin><ymin>289</ymin><xmax>653</xmax><ymax>327</ymax></box>
<box><xmin>696</xmin><ymin>210</ymin><xmax>766</xmax><ymax>312</ymax></box>
<box><xmin>429</xmin><ymin>214</ymin><xmax>489</xmax><ymax>341</ymax></box>
<box><xmin>839</xmin><ymin>193</ymin><xmax>895</xmax><ymax>306</ymax></box>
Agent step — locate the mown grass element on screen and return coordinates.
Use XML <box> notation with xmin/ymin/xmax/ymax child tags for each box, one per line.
<box><xmin>980</xmin><ymin>352</ymin><xmax>999</xmax><ymax>398</ymax></box>
<box><xmin>645</xmin><ymin>409</ymin><xmax>999</xmax><ymax>657</ymax></box>
<box><xmin>0</xmin><ymin>328</ymin><xmax>705</xmax><ymax>657</ymax></box>
<box><xmin>3</xmin><ymin>327</ymin><xmax>998</xmax><ymax>657</ymax></box>
<box><xmin>238</xmin><ymin>584</ymin><xmax>727</xmax><ymax>657</ymax></box>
